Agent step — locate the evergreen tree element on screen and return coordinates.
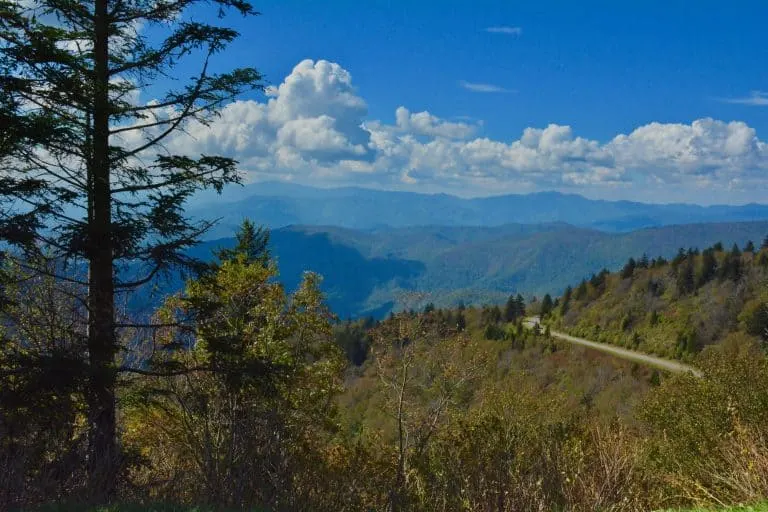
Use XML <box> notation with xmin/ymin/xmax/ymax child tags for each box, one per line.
<box><xmin>762</xmin><ymin>236</ymin><xmax>768</xmax><ymax>250</ymax></box>
<box><xmin>515</xmin><ymin>294</ymin><xmax>526</xmax><ymax>317</ymax></box>
<box><xmin>696</xmin><ymin>248</ymin><xmax>717</xmax><ymax>287</ymax></box>
<box><xmin>575</xmin><ymin>279</ymin><xmax>588</xmax><ymax>300</ymax></box>
<box><xmin>216</xmin><ymin>220</ymin><xmax>270</xmax><ymax>267</ymax></box>
<box><xmin>744</xmin><ymin>240</ymin><xmax>756</xmax><ymax>253</ymax></box>
<box><xmin>0</xmin><ymin>0</ymin><xmax>262</xmax><ymax>498</ymax></box>
<box><xmin>713</xmin><ymin>242</ymin><xmax>724</xmax><ymax>252</ymax></box>
<box><xmin>504</xmin><ymin>294</ymin><xmax>518</xmax><ymax>322</ymax></box>
<box><xmin>676</xmin><ymin>257</ymin><xmax>695</xmax><ymax>295</ymax></box>
<box><xmin>718</xmin><ymin>250</ymin><xmax>743</xmax><ymax>282</ymax></box>
<box><xmin>672</xmin><ymin>248</ymin><xmax>687</xmax><ymax>267</ymax></box>
<box><xmin>456</xmin><ymin>311</ymin><xmax>466</xmax><ymax>332</ymax></box>
<box><xmin>620</xmin><ymin>257</ymin><xmax>637</xmax><ymax>279</ymax></box>
<box><xmin>589</xmin><ymin>269</ymin><xmax>609</xmax><ymax>293</ymax></box>
<box><xmin>638</xmin><ymin>253</ymin><xmax>650</xmax><ymax>269</ymax></box>
<box><xmin>561</xmin><ymin>285</ymin><xmax>572</xmax><ymax>315</ymax></box>
<box><xmin>540</xmin><ymin>294</ymin><xmax>554</xmax><ymax>318</ymax></box>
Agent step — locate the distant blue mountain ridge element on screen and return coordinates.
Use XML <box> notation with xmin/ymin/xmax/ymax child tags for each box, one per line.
<box><xmin>190</xmin><ymin>182</ymin><xmax>768</xmax><ymax>238</ymax></box>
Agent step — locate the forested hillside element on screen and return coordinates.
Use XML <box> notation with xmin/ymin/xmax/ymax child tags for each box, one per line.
<box><xmin>196</xmin><ymin>221</ymin><xmax>768</xmax><ymax>318</ymax></box>
<box><xmin>5</xmin><ymin>221</ymin><xmax>768</xmax><ymax>511</ymax></box>
<box><xmin>553</xmin><ymin>238</ymin><xmax>768</xmax><ymax>359</ymax></box>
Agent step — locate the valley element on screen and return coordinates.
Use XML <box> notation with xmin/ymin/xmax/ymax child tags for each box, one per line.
<box><xmin>193</xmin><ymin>219</ymin><xmax>768</xmax><ymax>319</ymax></box>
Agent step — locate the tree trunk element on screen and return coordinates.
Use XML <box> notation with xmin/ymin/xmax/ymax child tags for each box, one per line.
<box><xmin>86</xmin><ymin>0</ymin><xmax>118</xmax><ymax>501</ymax></box>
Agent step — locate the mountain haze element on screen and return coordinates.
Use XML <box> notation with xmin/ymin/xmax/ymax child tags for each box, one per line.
<box><xmin>191</xmin><ymin>182</ymin><xmax>768</xmax><ymax>237</ymax></box>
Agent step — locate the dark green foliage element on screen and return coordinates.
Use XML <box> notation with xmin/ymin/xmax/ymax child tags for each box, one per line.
<box><xmin>740</xmin><ymin>300</ymin><xmax>768</xmax><ymax>341</ymax></box>
<box><xmin>676</xmin><ymin>327</ymin><xmax>699</xmax><ymax>356</ymax></box>
<box><xmin>423</xmin><ymin>302</ymin><xmax>435</xmax><ymax>314</ymax></box>
<box><xmin>540</xmin><ymin>293</ymin><xmax>554</xmax><ymax>317</ymax></box>
<box><xmin>0</xmin><ymin>0</ymin><xmax>263</xmax><ymax>500</ymax></box>
<box><xmin>483</xmin><ymin>323</ymin><xmax>505</xmax><ymax>340</ymax></box>
<box><xmin>696</xmin><ymin>248</ymin><xmax>717</xmax><ymax>287</ymax></box>
<box><xmin>503</xmin><ymin>293</ymin><xmax>526</xmax><ymax>322</ymax></box>
<box><xmin>621</xmin><ymin>257</ymin><xmax>637</xmax><ymax>278</ymax></box>
<box><xmin>560</xmin><ymin>286</ymin><xmax>572</xmax><ymax>315</ymax></box>
<box><xmin>676</xmin><ymin>257</ymin><xmax>695</xmax><ymax>295</ymax></box>
<box><xmin>718</xmin><ymin>250</ymin><xmax>743</xmax><ymax>282</ymax></box>
<box><xmin>646</xmin><ymin>277</ymin><xmax>664</xmax><ymax>297</ymax></box>
<box><xmin>334</xmin><ymin>319</ymin><xmax>374</xmax><ymax>365</ymax></box>
<box><xmin>216</xmin><ymin>220</ymin><xmax>270</xmax><ymax>268</ymax></box>
<box><xmin>456</xmin><ymin>311</ymin><xmax>466</xmax><ymax>332</ymax></box>
<box><xmin>672</xmin><ymin>248</ymin><xmax>687</xmax><ymax>267</ymax></box>
<box><xmin>744</xmin><ymin>240</ymin><xmax>756</xmax><ymax>253</ymax></box>
<box><xmin>575</xmin><ymin>279</ymin><xmax>588</xmax><ymax>300</ymax></box>
<box><xmin>480</xmin><ymin>305</ymin><xmax>502</xmax><ymax>326</ymax></box>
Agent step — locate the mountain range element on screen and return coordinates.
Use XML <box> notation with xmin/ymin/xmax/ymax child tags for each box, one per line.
<box><xmin>190</xmin><ymin>182</ymin><xmax>768</xmax><ymax>237</ymax></box>
<box><xmin>190</xmin><ymin>220</ymin><xmax>768</xmax><ymax>319</ymax></box>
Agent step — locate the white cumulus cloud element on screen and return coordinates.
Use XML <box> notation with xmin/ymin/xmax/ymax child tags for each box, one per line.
<box><xmin>155</xmin><ymin>59</ymin><xmax>768</xmax><ymax>202</ymax></box>
<box><xmin>485</xmin><ymin>26</ymin><xmax>522</xmax><ymax>36</ymax></box>
<box><xmin>459</xmin><ymin>80</ymin><xmax>514</xmax><ymax>94</ymax></box>
<box><xmin>719</xmin><ymin>91</ymin><xmax>768</xmax><ymax>107</ymax></box>
<box><xmin>394</xmin><ymin>107</ymin><xmax>478</xmax><ymax>139</ymax></box>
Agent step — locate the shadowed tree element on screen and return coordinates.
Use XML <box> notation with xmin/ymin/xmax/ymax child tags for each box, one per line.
<box><xmin>540</xmin><ymin>293</ymin><xmax>554</xmax><ymax>318</ymax></box>
<box><xmin>620</xmin><ymin>257</ymin><xmax>636</xmax><ymax>279</ymax></box>
<box><xmin>0</xmin><ymin>0</ymin><xmax>262</xmax><ymax>500</ymax></box>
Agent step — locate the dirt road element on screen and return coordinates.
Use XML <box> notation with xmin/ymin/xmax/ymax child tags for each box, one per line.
<box><xmin>524</xmin><ymin>317</ymin><xmax>702</xmax><ymax>376</ymax></box>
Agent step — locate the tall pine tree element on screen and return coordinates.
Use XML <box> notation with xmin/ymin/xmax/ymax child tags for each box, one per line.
<box><xmin>0</xmin><ymin>0</ymin><xmax>262</xmax><ymax>500</ymax></box>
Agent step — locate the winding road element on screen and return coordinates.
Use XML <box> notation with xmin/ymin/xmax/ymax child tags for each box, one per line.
<box><xmin>524</xmin><ymin>317</ymin><xmax>702</xmax><ymax>377</ymax></box>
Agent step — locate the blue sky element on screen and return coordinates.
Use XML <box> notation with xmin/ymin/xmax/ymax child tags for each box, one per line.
<box><xmin>238</xmin><ymin>0</ymin><xmax>768</xmax><ymax>140</ymax></box>
<box><xmin>158</xmin><ymin>0</ymin><xmax>768</xmax><ymax>204</ymax></box>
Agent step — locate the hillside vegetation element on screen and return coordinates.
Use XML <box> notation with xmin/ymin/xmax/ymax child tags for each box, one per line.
<box><xmin>197</xmin><ymin>221</ymin><xmax>768</xmax><ymax>318</ymax></box>
<box><xmin>4</xmin><ymin>222</ymin><xmax>768</xmax><ymax>511</ymax></box>
<box><xmin>553</xmin><ymin>239</ymin><xmax>768</xmax><ymax>359</ymax></box>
